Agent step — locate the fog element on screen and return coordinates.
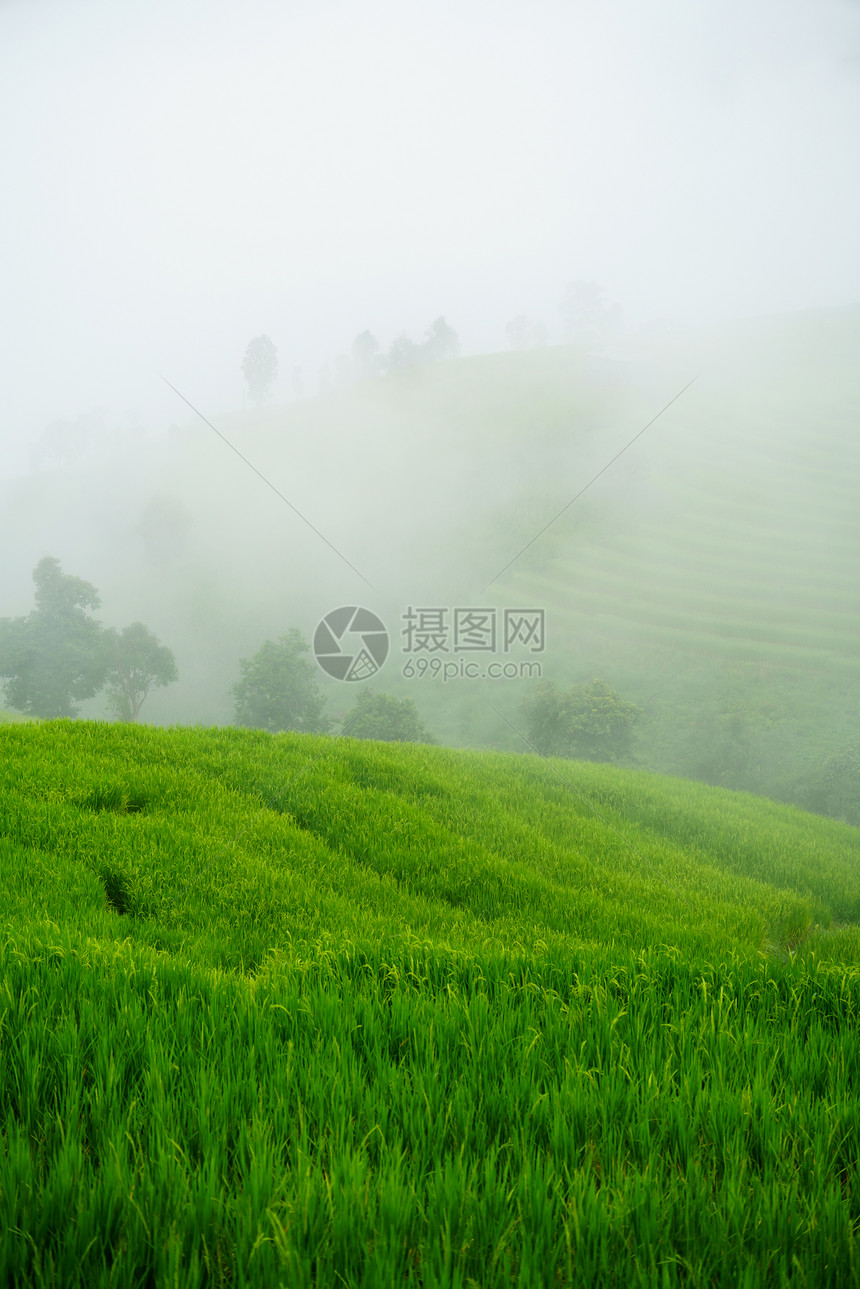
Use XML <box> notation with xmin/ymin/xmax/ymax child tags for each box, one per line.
<box><xmin>1</xmin><ymin>0</ymin><xmax>859</xmax><ymax>476</ymax></box>
<box><xmin>1</xmin><ymin>0</ymin><xmax>860</xmax><ymax>801</ymax></box>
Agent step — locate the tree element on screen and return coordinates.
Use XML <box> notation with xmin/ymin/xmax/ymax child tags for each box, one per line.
<box><xmin>686</xmin><ymin>702</ymin><xmax>752</xmax><ymax>788</ymax></box>
<box><xmin>342</xmin><ymin>690</ymin><xmax>435</xmax><ymax>743</ymax></box>
<box><xmin>797</xmin><ymin>746</ymin><xmax>860</xmax><ymax>825</ymax></box>
<box><xmin>0</xmin><ymin>558</ymin><xmax>180</xmax><ymax>723</ymax></box>
<box><xmin>520</xmin><ymin>678</ymin><xmax>640</xmax><ymax>762</ymax></box>
<box><xmin>505</xmin><ymin>315</ymin><xmax>549</xmax><ymax>350</ymax></box>
<box><xmin>0</xmin><ymin>556</ymin><xmax>109</xmax><ymax>718</ymax></box>
<box><xmin>422</xmin><ymin>316</ymin><xmax>460</xmax><ymax>362</ymax></box>
<box><xmin>506</xmin><ymin>315</ymin><xmax>531</xmax><ymax>350</ymax></box>
<box><xmin>351</xmin><ymin>330</ymin><xmax>384</xmax><ymax>379</ymax></box>
<box><xmin>820</xmin><ymin>747</ymin><xmax>860</xmax><ymax>823</ymax></box>
<box><xmin>104</xmin><ymin>622</ymin><xmax>178</xmax><ymax>722</ymax></box>
<box><xmin>241</xmin><ymin>335</ymin><xmax>279</xmax><ymax>405</ymax></box>
<box><xmin>386</xmin><ymin>332</ymin><xmax>421</xmax><ymax>371</ymax></box>
<box><xmin>559</xmin><ymin>281</ymin><xmax>622</xmax><ymax>347</ymax></box>
<box><xmin>30</xmin><ymin>408</ymin><xmax>106</xmax><ymax>471</ymax></box>
<box><xmin>519</xmin><ymin>681</ymin><xmax>570</xmax><ymax>758</ymax></box>
<box><xmin>232</xmin><ymin>629</ymin><xmax>331</xmax><ymax>734</ymax></box>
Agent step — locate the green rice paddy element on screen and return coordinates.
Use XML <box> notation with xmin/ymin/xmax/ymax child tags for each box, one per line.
<box><xmin>2</xmin><ymin>718</ymin><xmax>859</xmax><ymax>1286</ymax></box>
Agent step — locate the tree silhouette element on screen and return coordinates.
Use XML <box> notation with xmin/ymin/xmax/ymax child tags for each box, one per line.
<box><xmin>343</xmin><ymin>690</ymin><xmax>435</xmax><ymax>743</ymax></box>
<box><xmin>241</xmin><ymin>335</ymin><xmax>279</xmax><ymax>405</ymax></box>
<box><xmin>232</xmin><ymin>630</ymin><xmax>331</xmax><ymax>734</ymax></box>
<box><xmin>520</xmin><ymin>678</ymin><xmax>640</xmax><ymax>762</ymax></box>
<box><xmin>0</xmin><ymin>557</ymin><xmax>108</xmax><ymax>718</ymax></box>
<box><xmin>422</xmin><ymin>316</ymin><xmax>460</xmax><ymax>361</ymax></box>
<box><xmin>104</xmin><ymin>622</ymin><xmax>178</xmax><ymax>722</ymax></box>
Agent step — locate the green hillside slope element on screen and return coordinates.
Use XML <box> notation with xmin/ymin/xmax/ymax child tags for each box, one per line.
<box><xmin>2</xmin><ymin>721</ymin><xmax>859</xmax><ymax>1286</ymax></box>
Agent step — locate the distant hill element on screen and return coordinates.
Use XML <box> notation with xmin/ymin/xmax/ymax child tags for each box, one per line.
<box><xmin>1</xmin><ymin>304</ymin><xmax>858</xmax><ymax>820</ymax></box>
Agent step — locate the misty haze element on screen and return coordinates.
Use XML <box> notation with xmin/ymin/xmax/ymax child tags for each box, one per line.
<box><xmin>1</xmin><ymin>2</ymin><xmax>859</xmax><ymax>1286</ymax></box>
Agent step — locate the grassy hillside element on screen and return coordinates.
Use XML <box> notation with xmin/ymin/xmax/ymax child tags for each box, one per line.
<box><xmin>1</xmin><ymin>304</ymin><xmax>859</xmax><ymax>815</ymax></box>
<box><xmin>2</xmin><ymin>720</ymin><xmax>859</xmax><ymax>1286</ymax></box>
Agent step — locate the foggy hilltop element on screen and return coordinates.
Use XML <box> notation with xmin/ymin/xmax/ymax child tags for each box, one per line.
<box><xmin>2</xmin><ymin>301</ymin><xmax>860</xmax><ymax>828</ymax></box>
<box><xmin>1</xmin><ymin>0</ymin><xmax>859</xmax><ymax>819</ymax></box>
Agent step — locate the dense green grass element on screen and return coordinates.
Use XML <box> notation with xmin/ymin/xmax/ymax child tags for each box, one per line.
<box><xmin>2</xmin><ymin>720</ymin><xmax>859</xmax><ymax>1286</ymax></box>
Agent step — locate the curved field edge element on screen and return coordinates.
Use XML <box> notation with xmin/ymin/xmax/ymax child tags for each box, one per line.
<box><xmin>2</xmin><ymin>720</ymin><xmax>859</xmax><ymax>967</ymax></box>
<box><xmin>1</xmin><ymin>719</ymin><xmax>859</xmax><ymax>1287</ymax></box>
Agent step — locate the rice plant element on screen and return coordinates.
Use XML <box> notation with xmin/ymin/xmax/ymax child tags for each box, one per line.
<box><xmin>1</xmin><ymin>719</ymin><xmax>858</xmax><ymax>1286</ymax></box>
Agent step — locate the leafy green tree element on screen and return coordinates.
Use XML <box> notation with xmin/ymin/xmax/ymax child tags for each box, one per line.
<box><xmin>232</xmin><ymin>629</ymin><xmax>331</xmax><ymax>734</ymax></box>
<box><xmin>519</xmin><ymin>681</ymin><xmax>569</xmax><ymax>758</ymax></box>
<box><xmin>0</xmin><ymin>557</ymin><xmax>110</xmax><ymax>718</ymax></box>
<box><xmin>343</xmin><ymin>690</ymin><xmax>435</xmax><ymax>743</ymax></box>
<box><xmin>104</xmin><ymin>622</ymin><xmax>178</xmax><ymax>722</ymax></box>
<box><xmin>520</xmin><ymin>678</ymin><xmax>640</xmax><ymax>762</ymax></box>
<box><xmin>241</xmin><ymin>335</ymin><xmax>279</xmax><ymax>405</ymax></box>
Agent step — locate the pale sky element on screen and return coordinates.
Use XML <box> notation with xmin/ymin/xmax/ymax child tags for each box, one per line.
<box><xmin>1</xmin><ymin>0</ymin><xmax>858</xmax><ymax>477</ymax></box>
